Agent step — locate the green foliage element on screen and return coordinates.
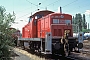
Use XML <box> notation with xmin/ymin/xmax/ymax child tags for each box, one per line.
<box><xmin>72</xmin><ymin>13</ymin><xmax>87</xmax><ymax>32</ymax></box>
<box><xmin>82</xmin><ymin>14</ymin><xmax>87</xmax><ymax>29</ymax></box>
<box><xmin>0</xmin><ymin>6</ymin><xmax>16</xmax><ymax>60</ymax></box>
<box><xmin>82</xmin><ymin>29</ymin><xmax>90</xmax><ymax>33</ymax></box>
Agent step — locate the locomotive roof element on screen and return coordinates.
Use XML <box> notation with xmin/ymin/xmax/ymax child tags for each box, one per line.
<box><xmin>30</xmin><ymin>10</ymin><xmax>54</xmax><ymax>18</ymax></box>
<box><xmin>48</xmin><ymin>12</ymin><xmax>72</xmax><ymax>16</ymax></box>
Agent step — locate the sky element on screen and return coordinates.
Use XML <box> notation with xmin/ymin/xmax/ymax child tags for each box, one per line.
<box><xmin>0</xmin><ymin>0</ymin><xmax>90</xmax><ymax>32</ymax></box>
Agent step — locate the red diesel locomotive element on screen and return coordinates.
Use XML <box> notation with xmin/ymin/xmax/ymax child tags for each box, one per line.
<box><xmin>18</xmin><ymin>7</ymin><xmax>80</xmax><ymax>56</ymax></box>
<box><xmin>22</xmin><ymin>10</ymin><xmax>73</xmax><ymax>38</ymax></box>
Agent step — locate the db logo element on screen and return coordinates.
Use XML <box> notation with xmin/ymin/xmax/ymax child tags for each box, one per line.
<box><xmin>60</xmin><ymin>15</ymin><xmax>64</xmax><ymax>18</ymax></box>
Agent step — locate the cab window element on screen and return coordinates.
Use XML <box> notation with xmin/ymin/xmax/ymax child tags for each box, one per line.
<box><xmin>28</xmin><ymin>17</ymin><xmax>32</xmax><ymax>23</ymax></box>
<box><xmin>35</xmin><ymin>14</ymin><xmax>44</xmax><ymax>19</ymax></box>
<box><xmin>65</xmin><ymin>20</ymin><xmax>71</xmax><ymax>25</ymax></box>
<box><xmin>53</xmin><ymin>19</ymin><xmax>59</xmax><ymax>24</ymax></box>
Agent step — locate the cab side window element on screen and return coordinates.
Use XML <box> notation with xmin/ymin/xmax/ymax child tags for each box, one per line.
<box><xmin>28</xmin><ymin>17</ymin><xmax>32</xmax><ymax>23</ymax></box>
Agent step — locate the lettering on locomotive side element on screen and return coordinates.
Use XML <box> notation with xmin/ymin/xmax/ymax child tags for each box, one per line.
<box><xmin>52</xmin><ymin>19</ymin><xmax>71</xmax><ymax>24</ymax></box>
<box><xmin>51</xmin><ymin>15</ymin><xmax>64</xmax><ymax>18</ymax></box>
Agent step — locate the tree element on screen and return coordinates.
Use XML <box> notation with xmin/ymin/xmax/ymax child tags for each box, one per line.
<box><xmin>72</xmin><ymin>16</ymin><xmax>77</xmax><ymax>32</ymax></box>
<box><xmin>77</xmin><ymin>13</ymin><xmax>82</xmax><ymax>31</ymax></box>
<box><xmin>82</xmin><ymin>14</ymin><xmax>87</xmax><ymax>29</ymax></box>
<box><xmin>0</xmin><ymin>6</ymin><xmax>15</xmax><ymax>60</ymax></box>
<box><xmin>72</xmin><ymin>16</ymin><xmax>75</xmax><ymax>24</ymax></box>
<box><xmin>72</xmin><ymin>13</ymin><xmax>87</xmax><ymax>32</ymax></box>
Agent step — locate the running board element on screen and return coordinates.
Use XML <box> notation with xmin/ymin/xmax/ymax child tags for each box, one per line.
<box><xmin>18</xmin><ymin>37</ymin><xmax>41</xmax><ymax>41</ymax></box>
<box><xmin>41</xmin><ymin>52</ymin><xmax>52</xmax><ymax>54</ymax></box>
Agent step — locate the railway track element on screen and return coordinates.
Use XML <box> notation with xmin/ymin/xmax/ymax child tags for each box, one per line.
<box><xmin>69</xmin><ymin>40</ymin><xmax>90</xmax><ymax>60</ymax></box>
<box><xmin>13</xmin><ymin>40</ymin><xmax>90</xmax><ymax>60</ymax></box>
<box><xmin>14</xmin><ymin>47</ymin><xmax>80</xmax><ymax>60</ymax></box>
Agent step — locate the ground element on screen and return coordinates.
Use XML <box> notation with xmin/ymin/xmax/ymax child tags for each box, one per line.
<box><xmin>11</xmin><ymin>48</ymin><xmax>33</xmax><ymax>60</ymax></box>
<box><xmin>70</xmin><ymin>39</ymin><xmax>90</xmax><ymax>60</ymax></box>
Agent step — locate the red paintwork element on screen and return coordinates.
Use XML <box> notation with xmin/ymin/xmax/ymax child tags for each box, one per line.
<box><xmin>22</xmin><ymin>10</ymin><xmax>54</xmax><ymax>38</ymax></box>
<box><xmin>22</xmin><ymin>10</ymin><xmax>73</xmax><ymax>39</ymax></box>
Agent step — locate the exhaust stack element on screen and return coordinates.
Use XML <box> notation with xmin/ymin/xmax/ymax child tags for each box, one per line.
<box><xmin>58</xmin><ymin>7</ymin><xmax>62</xmax><ymax>13</ymax></box>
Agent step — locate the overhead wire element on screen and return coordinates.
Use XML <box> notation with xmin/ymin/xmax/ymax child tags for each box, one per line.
<box><xmin>65</xmin><ymin>1</ymin><xmax>90</xmax><ymax>15</ymax></box>
<box><xmin>62</xmin><ymin>0</ymin><xmax>78</xmax><ymax>7</ymax></box>
<box><xmin>26</xmin><ymin>0</ymin><xmax>44</xmax><ymax>9</ymax></box>
<box><xmin>17</xmin><ymin>0</ymin><xmax>56</xmax><ymax>19</ymax></box>
<box><xmin>59</xmin><ymin>0</ymin><xmax>90</xmax><ymax>15</ymax></box>
<box><xmin>14</xmin><ymin>0</ymin><xmax>90</xmax><ymax>29</ymax></box>
<box><xmin>25</xmin><ymin>0</ymin><xmax>38</xmax><ymax>7</ymax></box>
<box><xmin>16</xmin><ymin>0</ymin><xmax>39</xmax><ymax>19</ymax></box>
<box><xmin>41</xmin><ymin>0</ymin><xmax>48</xmax><ymax>4</ymax></box>
<box><xmin>16</xmin><ymin>9</ymin><xmax>38</xmax><ymax>19</ymax></box>
<box><xmin>16</xmin><ymin>0</ymin><xmax>45</xmax><ymax>19</ymax></box>
<box><xmin>44</xmin><ymin>0</ymin><xmax>60</xmax><ymax>11</ymax></box>
<box><xmin>14</xmin><ymin>0</ymin><xmax>40</xmax><ymax>16</ymax></box>
<box><xmin>53</xmin><ymin>0</ymin><xmax>79</xmax><ymax>11</ymax></box>
<box><xmin>16</xmin><ymin>0</ymin><xmax>88</xmax><ymax>20</ymax></box>
<box><xmin>46</xmin><ymin>0</ymin><xmax>60</xmax><ymax>7</ymax></box>
<box><xmin>16</xmin><ymin>0</ymin><xmax>61</xmax><ymax>20</ymax></box>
